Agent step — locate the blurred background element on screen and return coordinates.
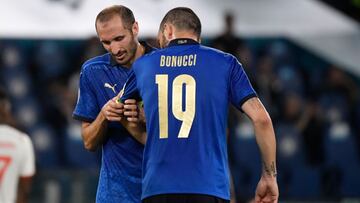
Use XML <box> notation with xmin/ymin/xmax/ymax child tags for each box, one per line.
<box><xmin>0</xmin><ymin>0</ymin><xmax>360</xmax><ymax>202</ymax></box>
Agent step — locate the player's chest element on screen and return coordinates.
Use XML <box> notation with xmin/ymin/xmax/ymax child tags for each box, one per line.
<box><xmin>92</xmin><ymin>68</ymin><xmax>130</xmax><ymax>99</ymax></box>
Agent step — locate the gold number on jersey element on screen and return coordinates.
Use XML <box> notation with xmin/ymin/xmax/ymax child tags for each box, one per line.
<box><xmin>156</xmin><ymin>74</ymin><xmax>196</xmax><ymax>139</ymax></box>
<box><xmin>155</xmin><ymin>75</ymin><xmax>169</xmax><ymax>139</ymax></box>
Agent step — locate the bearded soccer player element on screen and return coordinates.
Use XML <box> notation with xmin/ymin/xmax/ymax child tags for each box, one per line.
<box><xmin>120</xmin><ymin>7</ymin><xmax>279</xmax><ymax>203</ymax></box>
<box><xmin>72</xmin><ymin>5</ymin><xmax>154</xmax><ymax>203</ymax></box>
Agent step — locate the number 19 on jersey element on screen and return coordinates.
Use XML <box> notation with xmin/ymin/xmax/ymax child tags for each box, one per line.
<box><xmin>156</xmin><ymin>74</ymin><xmax>196</xmax><ymax>139</ymax></box>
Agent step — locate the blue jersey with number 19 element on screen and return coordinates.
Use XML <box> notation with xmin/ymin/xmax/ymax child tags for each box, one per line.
<box><xmin>121</xmin><ymin>39</ymin><xmax>257</xmax><ymax>200</ymax></box>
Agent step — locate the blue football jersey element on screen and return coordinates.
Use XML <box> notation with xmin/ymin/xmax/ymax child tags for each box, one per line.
<box><xmin>121</xmin><ymin>39</ymin><xmax>257</xmax><ymax>200</ymax></box>
<box><xmin>73</xmin><ymin>42</ymin><xmax>153</xmax><ymax>203</ymax></box>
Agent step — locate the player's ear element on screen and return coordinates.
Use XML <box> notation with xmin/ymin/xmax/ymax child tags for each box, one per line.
<box><xmin>163</xmin><ymin>23</ymin><xmax>174</xmax><ymax>40</ymax></box>
<box><xmin>132</xmin><ymin>21</ymin><xmax>139</xmax><ymax>37</ymax></box>
<box><xmin>163</xmin><ymin>24</ymin><xmax>169</xmax><ymax>38</ymax></box>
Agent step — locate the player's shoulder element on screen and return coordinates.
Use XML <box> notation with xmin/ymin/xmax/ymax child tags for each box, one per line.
<box><xmin>81</xmin><ymin>53</ymin><xmax>111</xmax><ymax>72</ymax></box>
<box><xmin>0</xmin><ymin>124</ymin><xmax>31</xmax><ymax>143</ymax></box>
<box><xmin>132</xmin><ymin>44</ymin><xmax>237</xmax><ymax>69</ymax></box>
<box><xmin>133</xmin><ymin>46</ymin><xmax>178</xmax><ymax>64</ymax></box>
<box><xmin>131</xmin><ymin>48</ymin><xmax>160</xmax><ymax>70</ymax></box>
<box><xmin>136</xmin><ymin>46</ymin><xmax>158</xmax><ymax>63</ymax></box>
<box><xmin>198</xmin><ymin>45</ymin><xmax>237</xmax><ymax>62</ymax></box>
<box><xmin>129</xmin><ymin>42</ymin><xmax>157</xmax><ymax>71</ymax></box>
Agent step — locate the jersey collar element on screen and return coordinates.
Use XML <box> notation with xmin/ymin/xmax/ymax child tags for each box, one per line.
<box><xmin>168</xmin><ymin>38</ymin><xmax>199</xmax><ymax>47</ymax></box>
<box><xmin>110</xmin><ymin>41</ymin><xmax>154</xmax><ymax>66</ymax></box>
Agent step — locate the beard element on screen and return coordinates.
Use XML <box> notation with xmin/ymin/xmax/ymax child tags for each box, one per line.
<box><xmin>159</xmin><ymin>33</ymin><xmax>169</xmax><ymax>48</ymax></box>
<box><xmin>115</xmin><ymin>34</ymin><xmax>137</xmax><ymax>66</ymax></box>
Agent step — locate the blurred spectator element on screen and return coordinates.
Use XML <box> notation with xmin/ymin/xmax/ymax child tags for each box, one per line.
<box><xmin>319</xmin><ymin>66</ymin><xmax>359</xmax><ymax>122</ymax></box>
<box><xmin>143</xmin><ymin>37</ymin><xmax>160</xmax><ymax>49</ymax></box>
<box><xmin>253</xmin><ymin>54</ymin><xmax>281</xmax><ymax>120</ymax></box>
<box><xmin>298</xmin><ymin>100</ymin><xmax>325</xmax><ymax>166</ymax></box>
<box><xmin>211</xmin><ymin>12</ymin><xmax>244</xmax><ymax>55</ymax></box>
<box><xmin>276</xmin><ymin>93</ymin><xmax>304</xmax><ymax>167</ymax></box>
<box><xmin>276</xmin><ymin>65</ymin><xmax>305</xmax><ymax>95</ymax></box>
<box><xmin>235</xmin><ymin>45</ymin><xmax>255</xmax><ymax>80</ymax></box>
<box><xmin>0</xmin><ymin>87</ymin><xmax>36</xmax><ymax>203</ymax></box>
<box><xmin>34</xmin><ymin>41</ymin><xmax>68</xmax><ymax>81</ymax></box>
<box><xmin>81</xmin><ymin>36</ymin><xmax>105</xmax><ymax>63</ymax></box>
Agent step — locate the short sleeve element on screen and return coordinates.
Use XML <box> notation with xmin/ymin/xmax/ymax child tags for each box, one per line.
<box><xmin>20</xmin><ymin>135</ymin><xmax>35</xmax><ymax>177</ymax></box>
<box><xmin>72</xmin><ymin>68</ymin><xmax>99</xmax><ymax>122</ymax></box>
<box><xmin>229</xmin><ymin>57</ymin><xmax>257</xmax><ymax>110</ymax></box>
<box><xmin>120</xmin><ymin>69</ymin><xmax>141</xmax><ymax>102</ymax></box>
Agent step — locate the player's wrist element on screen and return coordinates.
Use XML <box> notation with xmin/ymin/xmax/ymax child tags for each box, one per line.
<box><xmin>262</xmin><ymin>161</ymin><xmax>277</xmax><ymax>178</ymax></box>
<box><xmin>99</xmin><ymin>109</ymin><xmax>109</xmax><ymax>123</ymax></box>
<box><xmin>261</xmin><ymin>172</ymin><xmax>277</xmax><ymax>179</ymax></box>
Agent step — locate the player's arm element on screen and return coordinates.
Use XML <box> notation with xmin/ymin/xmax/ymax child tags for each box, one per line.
<box><xmin>241</xmin><ymin>97</ymin><xmax>278</xmax><ymax>203</ymax></box>
<box><xmin>16</xmin><ymin>177</ymin><xmax>32</xmax><ymax>203</ymax></box>
<box><xmin>81</xmin><ymin>120</ymin><xmax>107</xmax><ymax>151</ymax></box>
<box><xmin>120</xmin><ymin>119</ymin><xmax>147</xmax><ymax>145</ymax></box>
<box><xmin>82</xmin><ymin>97</ymin><xmax>124</xmax><ymax>151</ymax></box>
<box><xmin>229</xmin><ymin>171</ymin><xmax>237</xmax><ymax>203</ymax></box>
<box><xmin>17</xmin><ymin>135</ymin><xmax>35</xmax><ymax>203</ymax></box>
<box><xmin>118</xmin><ymin>68</ymin><xmax>147</xmax><ymax>144</ymax></box>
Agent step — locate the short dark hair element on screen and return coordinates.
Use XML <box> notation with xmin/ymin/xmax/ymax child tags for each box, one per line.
<box><xmin>95</xmin><ymin>5</ymin><xmax>135</xmax><ymax>30</ymax></box>
<box><xmin>160</xmin><ymin>7</ymin><xmax>201</xmax><ymax>39</ymax></box>
<box><xmin>0</xmin><ymin>86</ymin><xmax>9</xmax><ymax>122</ymax></box>
<box><xmin>0</xmin><ymin>86</ymin><xmax>16</xmax><ymax>126</ymax></box>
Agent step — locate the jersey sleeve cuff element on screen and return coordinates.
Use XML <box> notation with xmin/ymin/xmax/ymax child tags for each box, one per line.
<box><xmin>72</xmin><ymin>114</ymin><xmax>95</xmax><ymax>122</ymax></box>
<box><xmin>238</xmin><ymin>93</ymin><xmax>258</xmax><ymax>112</ymax></box>
<box><xmin>20</xmin><ymin>174</ymin><xmax>35</xmax><ymax>179</ymax></box>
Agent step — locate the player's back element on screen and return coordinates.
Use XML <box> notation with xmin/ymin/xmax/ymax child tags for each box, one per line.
<box><xmin>0</xmin><ymin>125</ymin><xmax>35</xmax><ymax>203</ymax></box>
<box><xmin>129</xmin><ymin>39</ymin><xmax>256</xmax><ymax>200</ymax></box>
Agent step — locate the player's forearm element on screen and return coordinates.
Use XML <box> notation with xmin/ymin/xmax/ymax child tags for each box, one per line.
<box><xmin>229</xmin><ymin>172</ymin><xmax>237</xmax><ymax>203</ymax></box>
<box><xmin>253</xmin><ymin>114</ymin><xmax>277</xmax><ymax>178</ymax></box>
<box><xmin>120</xmin><ymin>119</ymin><xmax>147</xmax><ymax>145</ymax></box>
<box><xmin>81</xmin><ymin>113</ymin><xmax>108</xmax><ymax>151</ymax></box>
<box><xmin>17</xmin><ymin>177</ymin><xmax>32</xmax><ymax>203</ymax></box>
<box><xmin>16</xmin><ymin>194</ymin><xmax>26</xmax><ymax>203</ymax></box>
<box><xmin>242</xmin><ymin>98</ymin><xmax>277</xmax><ymax>178</ymax></box>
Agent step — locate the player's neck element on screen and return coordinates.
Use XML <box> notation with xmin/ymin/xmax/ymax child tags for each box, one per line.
<box><xmin>134</xmin><ymin>42</ymin><xmax>145</xmax><ymax>64</ymax></box>
<box><xmin>125</xmin><ymin>42</ymin><xmax>144</xmax><ymax>69</ymax></box>
<box><xmin>172</xmin><ymin>32</ymin><xmax>198</xmax><ymax>42</ymax></box>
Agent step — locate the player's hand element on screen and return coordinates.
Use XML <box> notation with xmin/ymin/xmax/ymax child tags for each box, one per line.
<box><xmin>255</xmin><ymin>175</ymin><xmax>279</xmax><ymax>203</ymax></box>
<box><xmin>101</xmin><ymin>97</ymin><xmax>124</xmax><ymax>121</ymax></box>
<box><xmin>138</xmin><ymin>102</ymin><xmax>146</xmax><ymax>123</ymax></box>
<box><xmin>123</xmin><ymin>99</ymin><xmax>140</xmax><ymax>123</ymax></box>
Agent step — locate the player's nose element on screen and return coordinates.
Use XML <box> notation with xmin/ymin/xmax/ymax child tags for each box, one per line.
<box><xmin>110</xmin><ymin>43</ymin><xmax>121</xmax><ymax>55</ymax></box>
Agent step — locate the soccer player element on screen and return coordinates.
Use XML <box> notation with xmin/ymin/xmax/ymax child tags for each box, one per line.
<box><xmin>72</xmin><ymin>5</ymin><xmax>154</xmax><ymax>202</ymax></box>
<box><xmin>120</xmin><ymin>7</ymin><xmax>279</xmax><ymax>203</ymax></box>
<box><xmin>0</xmin><ymin>87</ymin><xmax>35</xmax><ymax>203</ymax></box>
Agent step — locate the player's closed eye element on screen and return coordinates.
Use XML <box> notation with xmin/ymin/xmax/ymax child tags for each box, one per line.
<box><xmin>101</xmin><ymin>40</ymin><xmax>111</xmax><ymax>46</ymax></box>
<box><xmin>114</xmin><ymin>36</ymin><xmax>125</xmax><ymax>42</ymax></box>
